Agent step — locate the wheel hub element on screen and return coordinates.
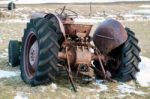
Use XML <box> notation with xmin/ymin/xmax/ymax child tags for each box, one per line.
<box><xmin>29</xmin><ymin>41</ymin><xmax>38</xmax><ymax>67</ymax></box>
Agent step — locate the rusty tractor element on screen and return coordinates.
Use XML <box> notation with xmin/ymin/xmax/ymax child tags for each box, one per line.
<box><xmin>8</xmin><ymin>7</ymin><xmax>141</xmax><ymax>91</ymax></box>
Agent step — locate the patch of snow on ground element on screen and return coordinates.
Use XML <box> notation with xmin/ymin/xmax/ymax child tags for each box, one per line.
<box><xmin>118</xmin><ymin>83</ymin><xmax>146</xmax><ymax>95</ymax></box>
<box><xmin>0</xmin><ymin>49</ymin><xmax>8</xmax><ymax>58</ymax></box>
<box><xmin>14</xmin><ymin>92</ymin><xmax>28</xmax><ymax>99</ymax></box>
<box><xmin>0</xmin><ymin>55</ymin><xmax>6</xmax><ymax>58</ymax></box>
<box><xmin>0</xmin><ymin>70</ymin><xmax>19</xmax><ymax>78</ymax></box>
<box><xmin>133</xmin><ymin>9</ymin><xmax>150</xmax><ymax>14</ymax></box>
<box><xmin>51</xmin><ymin>83</ymin><xmax>58</xmax><ymax>90</ymax></box>
<box><xmin>0</xmin><ymin>50</ymin><xmax>8</xmax><ymax>59</ymax></box>
<box><xmin>118</xmin><ymin>83</ymin><xmax>134</xmax><ymax>93</ymax></box>
<box><xmin>139</xmin><ymin>5</ymin><xmax>150</xmax><ymax>8</ymax></box>
<box><xmin>98</xmin><ymin>83</ymin><xmax>108</xmax><ymax>91</ymax></box>
<box><xmin>95</xmin><ymin>80</ymin><xmax>108</xmax><ymax>92</ymax></box>
<box><xmin>136</xmin><ymin>56</ymin><xmax>150</xmax><ymax>87</ymax></box>
<box><xmin>116</xmin><ymin>94</ymin><xmax>126</xmax><ymax>98</ymax></box>
<box><xmin>50</xmin><ymin>83</ymin><xmax>58</xmax><ymax>92</ymax></box>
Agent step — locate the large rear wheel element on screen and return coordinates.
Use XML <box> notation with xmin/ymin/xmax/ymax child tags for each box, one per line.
<box><xmin>94</xmin><ymin>27</ymin><xmax>141</xmax><ymax>82</ymax></box>
<box><xmin>20</xmin><ymin>18</ymin><xmax>61</xmax><ymax>86</ymax></box>
<box><xmin>107</xmin><ymin>27</ymin><xmax>141</xmax><ymax>81</ymax></box>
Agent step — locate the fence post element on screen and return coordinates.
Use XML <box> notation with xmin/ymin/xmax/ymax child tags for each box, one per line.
<box><xmin>89</xmin><ymin>2</ymin><xmax>92</xmax><ymax>18</ymax></box>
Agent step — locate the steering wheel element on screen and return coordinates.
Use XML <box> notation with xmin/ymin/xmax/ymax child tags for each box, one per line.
<box><xmin>55</xmin><ymin>7</ymin><xmax>78</xmax><ymax>18</ymax></box>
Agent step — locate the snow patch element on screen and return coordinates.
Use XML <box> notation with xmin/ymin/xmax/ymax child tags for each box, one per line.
<box><xmin>50</xmin><ymin>83</ymin><xmax>58</xmax><ymax>91</ymax></box>
<box><xmin>133</xmin><ymin>9</ymin><xmax>150</xmax><ymax>14</ymax></box>
<box><xmin>98</xmin><ymin>83</ymin><xmax>108</xmax><ymax>91</ymax></box>
<box><xmin>0</xmin><ymin>52</ymin><xmax>8</xmax><ymax>58</ymax></box>
<box><xmin>136</xmin><ymin>56</ymin><xmax>150</xmax><ymax>87</ymax></box>
<box><xmin>0</xmin><ymin>70</ymin><xmax>19</xmax><ymax>78</ymax></box>
<box><xmin>0</xmin><ymin>55</ymin><xmax>6</xmax><ymax>58</ymax></box>
<box><xmin>139</xmin><ymin>5</ymin><xmax>150</xmax><ymax>8</ymax></box>
<box><xmin>116</xmin><ymin>94</ymin><xmax>126</xmax><ymax>98</ymax></box>
<box><xmin>118</xmin><ymin>83</ymin><xmax>146</xmax><ymax>95</ymax></box>
<box><xmin>14</xmin><ymin>92</ymin><xmax>28</xmax><ymax>99</ymax></box>
<box><xmin>0</xmin><ymin>49</ymin><xmax>8</xmax><ymax>58</ymax></box>
<box><xmin>95</xmin><ymin>80</ymin><xmax>108</xmax><ymax>92</ymax></box>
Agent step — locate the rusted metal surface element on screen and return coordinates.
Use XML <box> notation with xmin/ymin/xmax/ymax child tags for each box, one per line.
<box><xmin>65</xmin><ymin>47</ymin><xmax>77</xmax><ymax>92</ymax></box>
<box><xmin>55</xmin><ymin>9</ymin><xmax>123</xmax><ymax>86</ymax></box>
<box><xmin>77</xmin><ymin>64</ymin><xmax>95</xmax><ymax>77</ymax></box>
<box><xmin>76</xmin><ymin>47</ymin><xmax>91</xmax><ymax>64</ymax></box>
<box><xmin>95</xmin><ymin>51</ymin><xmax>115</xmax><ymax>82</ymax></box>
<box><xmin>45</xmin><ymin>13</ymin><xmax>66</xmax><ymax>37</ymax></box>
<box><xmin>54</xmin><ymin>7</ymin><xmax>126</xmax><ymax>86</ymax></box>
<box><xmin>64</xmin><ymin>24</ymin><xmax>92</xmax><ymax>37</ymax></box>
<box><xmin>58</xmin><ymin>46</ymin><xmax>76</xmax><ymax>66</ymax></box>
<box><xmin>58</xmin><ymin>47</ymin><xmax>91</xmax><ymax>68</ymax></box>
<box><xmin>58</xmin><ymin>50</ymin><xmax>108</xmax><ymax>66</ymax></box>
<box><xmin>93</xmin><ymin>19</ymin><xmax>128</xmax><ymax>54</ymax></box>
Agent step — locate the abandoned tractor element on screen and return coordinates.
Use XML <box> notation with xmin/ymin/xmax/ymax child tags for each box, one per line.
<box><xmin>8</xmin><ymin>7</ymin><xmax>141</xmax><ymax>91</ymax></box>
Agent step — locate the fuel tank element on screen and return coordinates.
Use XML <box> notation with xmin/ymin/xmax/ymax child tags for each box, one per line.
<box><xmin>93</xmin><ymin>19</ymin><xmax>128</xmax><ymax>54</ymax></box>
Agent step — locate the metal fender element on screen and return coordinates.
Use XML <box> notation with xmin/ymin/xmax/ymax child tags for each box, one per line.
<box><xmin>44</xmin><ymin>13</ymin><xmax>65</xmax><ymax>37</ymax></box>
<box><xmin>93</xmin><ymin>19</ymin><xmax>128</xmax><ymax>54</ymax></box>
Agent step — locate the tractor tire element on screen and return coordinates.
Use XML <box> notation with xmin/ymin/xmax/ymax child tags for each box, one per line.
<box><xmin>94</xmin><ymin>27</ymin><xmax>141</xmax><ymax>82</ymax></box>
<box><xmin>44</xmin><ymin>14</ymin><xmax>64</xmax><ymax>45</ymax></box>
<box><xmin>8</xmin><ymin>2</ymin><xmax>16</xmax><ymax>10</ymax></box>
<box><xmin>20</xmin><ymin>18</ymin><xmax>61</xmax><ymax>86</ymax></box>
<box><xmin>113</xmin><ymin>27</ymin><xmax>141</xmax><ymax>82</ymax></box>
<box><xmin>8</xmin><ymin>40</ymin><xmax>20</xmax><ymax>67</ymax></box>
<box><xmin>108</xmin><ymin>27</ymin><xmax>141</xmax><ymax>82</ymax></box>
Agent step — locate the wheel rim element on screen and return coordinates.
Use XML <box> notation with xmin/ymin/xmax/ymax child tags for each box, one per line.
<box><xmin>24</xmin><ymin>32</ymin><xmax>39</xmax><ymax>79</ymax></box>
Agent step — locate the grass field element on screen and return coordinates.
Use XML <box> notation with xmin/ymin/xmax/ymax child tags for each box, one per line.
<box><xmin>0</xmin><ymin>3</ymin><xmax>150</xmax><ymax>99</ymax></box>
